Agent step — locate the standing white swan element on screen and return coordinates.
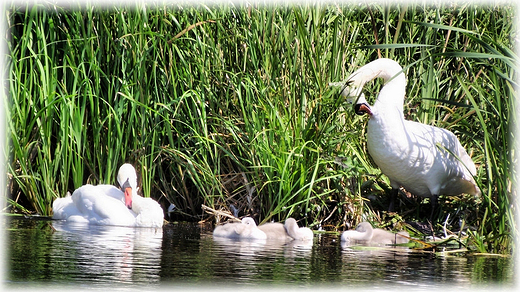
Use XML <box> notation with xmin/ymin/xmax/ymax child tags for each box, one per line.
<box><xmin>341</xmin><ymin>58</ymin><xmax>481</xmax><ymax>215</ymax></box>
<box><xmin>341</xmin><ymin>222</ymin><xmax>409</xmax><ymax>245</ymax></box>
<box><xmin>52</xmin><ymin>163</ymin><xmax>164</xmax><ymax>227</ymax></box>
<box><xmin>213</xmin><ymin>217</ymin><xmax>267</xmax><ymax>240</ymax></box>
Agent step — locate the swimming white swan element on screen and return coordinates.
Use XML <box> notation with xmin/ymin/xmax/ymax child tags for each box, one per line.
<box><xmin>258</xmin><ymin>222</ymin><xmax>291</xmax><ymax>240</ymax></box>
<box><xmin>341</xmin><ymin>222</ymin><xmax>409</xmax><ymax>245</ymax></box>
<box><xmin>341</xmin><ymin>58</ymin><xmax>481</xmax><ymax>213</ymax></box>
<box><xmin>52</xmin><ymin>164</ymin><xmax>164</xmax><ymax>227</ymax></box>
<box><xmin>257</xmin><ymin>217</ymin><xmax>314</xmax><ymax>241</ymax></box>
<box><xmin>213</xmin><ymin>217</ymin><xmax>267</xmax><ymax>240</ymax></box>
<box><xmin>284</xmin><ymin>218</ymin><xmax>314</xmax><ymax>241</ymax></box>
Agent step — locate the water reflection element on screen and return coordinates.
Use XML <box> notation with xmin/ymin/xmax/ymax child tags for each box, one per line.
<box><xmin>5</xmin><ymin>218</ymin><xmax>514</xmax><ymax>289</ymax></box>
<box><xmin>340</xmin><ymin>243</ymin><xmax>416</xmax><ymax>287</ymax></box>
<box><xmin>209</xmin><ymin>235</ymin><xmax>314</xmax><ymax>281</ymax></box>
<box><xmin>50</xmin><ymin>222</ymin><xmax>163</xmax><ymax>285</ymax></box>
<box><xmin>211</xmin><ymin>235</ymin><xmax>313</xmax><ymax>255</ymax></box>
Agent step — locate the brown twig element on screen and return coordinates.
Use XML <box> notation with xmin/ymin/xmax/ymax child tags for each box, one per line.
<box><xmin>201</xmin><ymin>204</ymin><xmax>240</xmax><ymax>223</ymax></box>
<box><xmin>367</xmin><ymin>5</ymin><xmax>382</xmax><ymax>59</ymax></box>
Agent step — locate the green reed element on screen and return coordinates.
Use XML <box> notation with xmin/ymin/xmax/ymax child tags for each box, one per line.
<box><xmin>4</xmin><ymin>2</ymin><xmax>516</xmax><ymax>253</ymax></box>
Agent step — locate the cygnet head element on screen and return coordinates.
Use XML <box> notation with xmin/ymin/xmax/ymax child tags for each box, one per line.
<box><xmin>355</xmin><ymin>222</ymin><xmax>373</xmax><ymax>233</ymax></box>
<box><xmin>117</xmin><ymin>163</ymin><xmax>138</xmax><ymax>209</ymax></box>
<box><xmin>341</xmin><ymin>222</ymin><xmax>373</xmax><ymax>242</ymax></box>
<box><xmin>241</xmin><ymin>217</ymin><xmax>257</xmax><ymax>226</ymax></box>
<box><xmin>285</xmin><ymin>218</ymin><xmax>314</xmax><ymax>241</ymax></box>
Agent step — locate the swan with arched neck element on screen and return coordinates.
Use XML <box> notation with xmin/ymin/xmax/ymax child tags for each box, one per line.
<box><xmin>52</xmin><ymin>163</ymin><xmax>164</xmax><ymax>227</ymax></box>
<box><xmin>340</xmin><ymin>58</ymin><xmax>480</xmax><ymax>214</ymax></box>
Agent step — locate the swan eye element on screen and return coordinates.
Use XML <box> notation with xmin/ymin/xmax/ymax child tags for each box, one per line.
<box><xmin>339</xmin><ymin>80</ymin><xmax>354</xmax><ymax>96</ymax></box>
<box><xmin>120</xmin><ymin>178</ymin><xmax>131</xmax><ymax>190</ymax></box>
<box><xmin>354</xmin><ymin>103</ymin><xmax>372</xmax><ymax>116</ymax></box>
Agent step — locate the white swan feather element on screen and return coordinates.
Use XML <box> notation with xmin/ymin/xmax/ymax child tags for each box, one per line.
<box><xmin>52</xmin><ymin>164</ymin><xmax>164</xmax><ymax>227</ymax></box>
<box><xmin>341</xmin><ymin>58</ymin><xmax>481</xmax><ymax>201</ymax></box>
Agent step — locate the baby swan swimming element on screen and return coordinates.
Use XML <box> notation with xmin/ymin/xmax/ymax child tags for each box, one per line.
<box><xmin>284</xmin><ymin>218</ymin><xmax>314</xmax><ymax>241</ymax></box>
<box><xmin>258</xmin><ymin>217</ymin><xmax>314</xmax><ymax>241</ymax></box>
<box><xmin>341</xmin><ymin>222</ymin><xmax>409</xmax><ymax>245</ymax></box>
<box><xmin>258</xmin><ymin>222</ymin><xmax>290</xmax><ymax>240</ymax></box>
<box><xmin>213</xmin><ymin>217</ymin><xmax>267</xmax><ymax>240</ymax></box>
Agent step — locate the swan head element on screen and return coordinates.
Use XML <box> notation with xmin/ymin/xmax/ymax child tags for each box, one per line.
<box><xmin>341</xmin><ymin>222</ymin><xmax>373</xmax><ymax>242</ymax></box>
<box><xmin>339</xmin><ymin>60</ymin><xmax>384</xmax><ymax>104</ymax></box>
<box><xmin>340</xmin><ymin>58</ymin><xmax>407</xmax><ymax>116</ymax></box>
<box><xmin>339</xmin><ymin>79</ymin><xmax>364</xmax><ymax>104</ymax></box>
<box><xmin>352</xmin><ymin>93</ymin><xmax>372</xmax><ymax>116</ymax></box>
<box><xmin>284</xmin><ymin>218</ymin><xmax>313</xmax><ymax>241</ymax></box>
<box><xmin>340</xmin><ymin>81</ymin><xmax>372</xmax><ymax>116</ymax></box>
<box><xmin>241</xmin><ymin>217</ymin><xmax>257</xmax><ymax>226</ymax></box>
<box><xmin>117</xmin><ymin>163</ymin><xmax>138</xmax><ymax>209</ymax></box>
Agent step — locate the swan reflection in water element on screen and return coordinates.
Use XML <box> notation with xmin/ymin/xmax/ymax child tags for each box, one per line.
<box><xmin>51</xmin><ymin>222</ymin><xmax>163</xmax><ymax>284</ymax></box>
<box><xmin>211</xmin><ymin>217</ymin><xmax>314</xmax><ymax>260</ymax></box>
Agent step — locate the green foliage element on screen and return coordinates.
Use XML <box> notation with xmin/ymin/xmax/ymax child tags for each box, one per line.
<box><xmin>4</xmin><ymin>2</ymin><xmax>516</xmax><ymax>254</ymax></box>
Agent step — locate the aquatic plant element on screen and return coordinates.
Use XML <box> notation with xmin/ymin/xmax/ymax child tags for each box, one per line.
<box><xmin>4</xmin><ymin>2</ymin><xmax>516</xmax><ymax>254</ymax></box>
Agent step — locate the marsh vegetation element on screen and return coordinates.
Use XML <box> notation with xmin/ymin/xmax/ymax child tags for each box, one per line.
<box><xmin>4</xmin><ymin>2</ymin><xmax>516</xmax><ymax>254</ymax></box>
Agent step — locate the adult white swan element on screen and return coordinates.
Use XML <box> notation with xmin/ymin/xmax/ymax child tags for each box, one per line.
<box><xmin>52</xmin><ymin>164</ymin><xmax>164</xmax><ymax>227</ymax></box>
<box><xmin>341</xmin><ymin>58</ymin><xmax>481</xmax><ymax>215</ymax></box>
<box><xmin>213</xmin><ymin>217</ymin><xmax>267</xmax><ymax>240</ymax></box>
<box><xmin>341</xmin><ymin>222</ymin><xmax>409</xmax><ymax>245</ymax></box>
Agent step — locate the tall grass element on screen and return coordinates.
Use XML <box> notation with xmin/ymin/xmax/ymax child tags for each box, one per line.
<box><xmin>4</xmin><ymin>2</ymin><xmax>516</xmax><ymax>253</ymax></box>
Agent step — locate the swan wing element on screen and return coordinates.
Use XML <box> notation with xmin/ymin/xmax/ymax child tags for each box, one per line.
<box><xmin>410</xmin><ymin>122</ymin><xmax>480</xmax><ymax>196</ymax></box>
<box><xmin>132</xmin><ymin>195</ymin><xmax>164</xmax><ymax>227</ymax></box>
<box><xmin>369</xmin><ymin>119</ymin><xmax>479</xmax><ymax>197</ymax></box>
<box><xmin>52</xmin><ymin>194</ymin><xmax>87</xmax><ymax>222</ymax></box>
<box><xmin>341</xmin><ymin>230</ymin><xmax>370</xmax><ymax>242</ymax></box>
<box><xmin>66</xmin><ymin>184</ymin><xmax>136</xmax><ymax>226</ymax></box>
<box><xmin>258</xmin><ymin>222</ymin><xmax>288</xmax><ymax>239</ymax></box>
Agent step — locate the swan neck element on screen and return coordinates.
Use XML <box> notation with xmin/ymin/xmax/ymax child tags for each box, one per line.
<box><xmin>352</xmin><ymin>59</ymin><xmax>406</xmax><ymax>113</ymax></box>
<box><xmin>374</xmin><ymin>75</ymin><xmax>406</xmax><ymax>112</ymax></box>
<box><xmin>362</xmin><ymin>225</ymin><xmax>373</xmax><ymax>241</ymax></box>
<box><xmin>356</xmin><ymin>222</ymin><xmax>373</xmax><ymax>241</ymax></box>
<box><xmin>284</xmin><ymin>219</ymin><xmax>301</xmax><ymax>239</ymax></box>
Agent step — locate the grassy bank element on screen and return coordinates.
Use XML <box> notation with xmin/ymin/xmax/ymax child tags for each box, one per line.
<box><xmin>4</xmin><ymin>2</ymin><xmax>516</xmax><ymax>254</ymax></box>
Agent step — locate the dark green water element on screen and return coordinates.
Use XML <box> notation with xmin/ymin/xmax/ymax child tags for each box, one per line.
<box><xmin>3</xmin><ymin>217</ymin><xmax>515</xmax><ymax>290</ymax></box>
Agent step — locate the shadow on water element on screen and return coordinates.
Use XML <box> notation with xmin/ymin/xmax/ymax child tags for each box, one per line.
<box><xmin>3</xmin><ymin>217</ymin><xmax>515</xmax><ymax>290</ymax></box>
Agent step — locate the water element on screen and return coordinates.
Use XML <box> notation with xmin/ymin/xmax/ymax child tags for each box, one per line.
<box><xmin>3</xmin><ymin>217</ymin><xmax>515</xmax><ymax>290</ymax></box>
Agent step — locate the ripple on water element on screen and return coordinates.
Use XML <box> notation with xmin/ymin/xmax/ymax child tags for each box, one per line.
<box><xmin>4</xmin><ymin>218</ymin><xmax>514</xmax><ymax>289</ymax></box>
